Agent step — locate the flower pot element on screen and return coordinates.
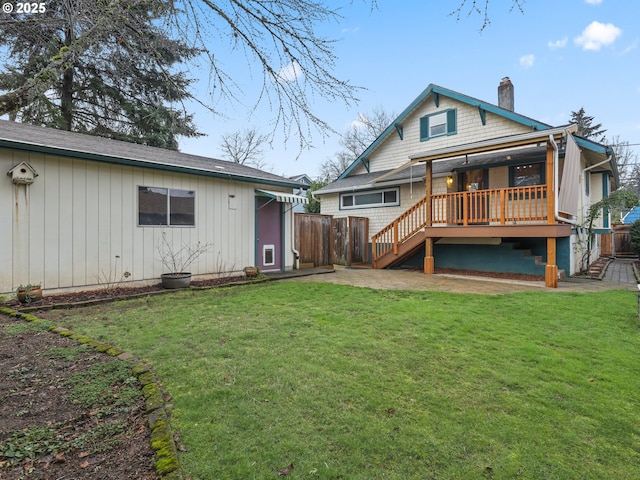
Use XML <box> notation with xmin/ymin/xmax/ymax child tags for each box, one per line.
<box><xmin>243</xmin><ymin>266</ymin><xmax>259</xmax><ymax>278</ymax></box>
<box><xmin>17</xmin><ymin>286</ymin><xmax>43</xmax><ymax>304</ymax></box>
<box><xmin>161</xmin><ymin>272</ymin><xmax>192</xmax><ymax>289</ymax></box>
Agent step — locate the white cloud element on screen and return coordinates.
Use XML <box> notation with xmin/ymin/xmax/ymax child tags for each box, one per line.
<box><xmin>519</xmin><ymin>54</ymin><xmax>535</xmax><ymax>68</ymax></box>
<box><xmin>341</xmin><ymin>26</ymin><xmax>360</xmax><ymax>34</ymax></box>
<box><xmin>620</xmin><ymin>40</ymin><xmax>638</xmax><ymax>55</ymax></box>
<box><xmin>276</xmin><ymin>61</ymin><xmax>303</xmax><ymax>83</ymax></box>
<box><xmin>575</xmin><ymin>21</ymin><xmax>622</xmax><ymax>51</ymax></box>
<box><xmin>585</xmin><ymin>0</ymin><xmax>602</xmax><ymax>4</ymax></box>
<box><xmin>548</xmin><ymin>37</ymin><xmax>568</xmax><ymax>49</ymax></box>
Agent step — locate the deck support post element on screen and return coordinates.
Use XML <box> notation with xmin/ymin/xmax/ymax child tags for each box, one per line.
<box><xmin>545</xmin><ymin>237</ymin><xmax>558</xmax><ymax>288</ymax></box>
<box><xmin>424</xmin><ymin>161</ymin><xmax>434</xmax><ymax>274</ymax></box>
<box><xmin>544</xmin><ymin>140</ymin><xmax>558</xmax><ymax>288</ymax></box>
<box><xmin>424</xmin><ymin>237</ymin><xmax>434</xmax><ymax>274</ymax></box>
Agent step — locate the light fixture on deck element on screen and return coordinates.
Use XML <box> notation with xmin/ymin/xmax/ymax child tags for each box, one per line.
<box><xmin>446</xmin><ymin>175</ymin><xmax>454</xmax><ymax>187</ymax></box>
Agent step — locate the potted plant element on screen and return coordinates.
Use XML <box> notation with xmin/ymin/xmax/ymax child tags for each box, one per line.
<box><xmin>157</xmin><ymin>232</ymin><xmax>213</xmax><ymax>289</ymax></box>
<box><xmin>16</xmin><ymin>283</ymin><xmax>43</xmax><ymax>304</ymax></box>
<box><xmin>243</xmin><ymin>266</ymin><xmax>260</xmax><ymax>278</ymax></box>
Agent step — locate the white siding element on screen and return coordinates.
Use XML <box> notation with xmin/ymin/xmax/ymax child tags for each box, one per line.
<box><xmin>0</xmin><ymin>151</ymin><xmax>282</xmax><ymax>293</ymax></box>
<box><xmin>363</xmin><ymin>98</ymin><xmax>533</xmax><ymax>174</ymax></box>
<box><xmin>322</xmin><ymin>178</ymin><xmax>451</xmax><ymax>236</ymax></box>
<box><xmin>321</xmin><ymin>95</ymin><xmax>534</xmax><ymax>235</ymax></box>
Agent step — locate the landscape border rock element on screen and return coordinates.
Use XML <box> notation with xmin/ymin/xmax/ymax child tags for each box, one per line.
<box><xmin>0</xmin><ymin>306</ymin><xmax>183</xmax><ymax>479</ymax></box>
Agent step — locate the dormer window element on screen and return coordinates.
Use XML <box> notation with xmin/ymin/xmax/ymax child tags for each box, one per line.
<box><xmin>420</xmin><ymin>109</ymin><xmax>457</xmax><ymax>141</ymax></box>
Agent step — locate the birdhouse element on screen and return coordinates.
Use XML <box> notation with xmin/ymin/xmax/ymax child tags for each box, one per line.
<box><xmin>7</xmin><ymin>161</ymin><xmax>38</xmax><ymax>185</ymax></box>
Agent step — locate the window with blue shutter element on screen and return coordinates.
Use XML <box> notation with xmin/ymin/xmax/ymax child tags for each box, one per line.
<box><xmin>420</xmin><ymin>109</ymin><xmax>457</xmax><ymax>141</ymax></box>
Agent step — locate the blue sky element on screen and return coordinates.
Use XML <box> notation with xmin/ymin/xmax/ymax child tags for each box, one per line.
<box><xmin>179</xmin><ymin>0</ymin><xmax>640</xmax><ymax>179</ymax></box>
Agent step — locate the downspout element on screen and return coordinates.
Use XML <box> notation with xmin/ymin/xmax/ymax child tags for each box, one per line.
<box><xmin>291</xmin><ymin>207</ymin><xmax>300</xmax><ymax>270</ymax></box>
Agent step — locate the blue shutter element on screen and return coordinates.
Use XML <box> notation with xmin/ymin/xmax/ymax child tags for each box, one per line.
<box><xmin>420</xmin><ymin>116</ymin><xmax>429</xmax><ymax>140</ymax></box>
<box><xmin>446</xmin><ymin>109</ymin><xmax>457</xmax><ymax>135</ymax></box>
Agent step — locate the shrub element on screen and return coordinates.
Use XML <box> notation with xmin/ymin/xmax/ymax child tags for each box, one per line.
<box><xmin>629</xmin><ymin>219</ymin><xmax>640</xmax><ymax>255</ymax></box>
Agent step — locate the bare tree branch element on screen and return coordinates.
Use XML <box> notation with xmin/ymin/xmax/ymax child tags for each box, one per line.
<box><xmin>219</xmin><ymin>128</ymin><xmax>269</xmax><ymax>169</ymax></box>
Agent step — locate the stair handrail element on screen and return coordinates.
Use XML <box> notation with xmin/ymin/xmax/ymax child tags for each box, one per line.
<box><xmin>372</xmin><ymin>196</ymin><xmax>428</xmax><ymax>265</ymax></box>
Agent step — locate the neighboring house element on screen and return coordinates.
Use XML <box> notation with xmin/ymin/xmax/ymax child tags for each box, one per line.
<box><xmin>288</xmin><ymin>174</ymin><xmax>312</xmax><ymax>213</ymax></box>
<box><xmin>622</xmin><ymin>206</ymin><xmax>640</xmax><ymax>224</ymax></box>
<box><xmin>0</xmin><ymin>120</ymin><xmax>307</xmax><ymax>294</ymax></box>
<box><xmin>315</xmin><ymin>78</ymin><xmax>617</xmax><ymax>287</ymax></box>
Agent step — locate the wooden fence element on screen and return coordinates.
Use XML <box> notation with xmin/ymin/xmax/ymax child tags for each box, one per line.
<box><xmin>601</xmin><ymin>224</ymin><xmax>634</xmax><ymax>257</ymax></box>
<box><xmin>295</xmin><ymin>214</ymin><xmax>369</xmax><ymax>267</ymax></box>
<box><xmin>295</xmin><ymin>213</ymin><xmax>333</xmax><ymax>268</ymax></box>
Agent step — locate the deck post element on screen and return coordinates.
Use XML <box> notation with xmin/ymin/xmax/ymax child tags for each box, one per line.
<box><xmin>424</xmin><ymin>160</ymin><xmax>434</xmax><ymax>274</ymax></box>
<box><xmin>545</xmin><ymin>140</ymin><xmax>558</xmax><ymax>288</ymax></box>
<box><xmin>424</xmin><ymin>237</ymin><xmax>434</xmax><ymax>274</ymax></box>
<box><xmin>546</xmin><ymin>140</ymin><xmax>555</xmax><ymax>224</ymax></box>
<box><xmin>545</xmin><ymin>237</ymin><xmax>558</xmax><ymax>288</ymax></box>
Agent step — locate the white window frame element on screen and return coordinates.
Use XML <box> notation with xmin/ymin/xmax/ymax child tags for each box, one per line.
<box><xmin>429</xmin><ymin>112</ymin><xmax>447</xmax><ymax>137</ymax></box>
<box><xmin>138</xmin><ymin>186</ymin><xmax>196</xmax><ymax>227</ymax></box>
<box><xmin>340</xmin><ymin>187</ymin><xmax>400</xmax><ymax>210</ymax></box>
<box><xmin>420</xmin><ymin>108</ymin><xmax>457</xmax><ymax>141</ymax></box>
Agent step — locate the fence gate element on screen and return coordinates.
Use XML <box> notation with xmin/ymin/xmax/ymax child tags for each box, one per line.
<box><xmin>349</xmin><ymin>216</ymin><xmax>369</xmax><ymax>265</ymax></box>
<box><xmin>294</xmin><ymin>213</ymin><xmax>333</xmax><ymax>267</ymax></box>
<box><xmin>601</xmin><ymin>224</ymin><xmax>634</xmax><ymax>257</ymax></box>
<box><xmin>333</xmin><ymin>216</ymin><xmax>369</xmax><ymax>266</ymax></box>
<box><xmin>613</xmin><ymin>224</ymin><xmax>633</xmax><ymax>256</ymax></box>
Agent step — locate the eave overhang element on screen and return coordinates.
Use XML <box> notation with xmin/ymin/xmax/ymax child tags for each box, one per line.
<box><xmin>0</xmin><ymin>139</ymin><xmax>301</xmax><ymax>190</ymax></box>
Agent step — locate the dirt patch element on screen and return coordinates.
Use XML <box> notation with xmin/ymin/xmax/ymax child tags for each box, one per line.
<box><xmin>0</xmin><ymin>315</ymin><xmax>157</xmax><ymax>479</ymax></box>
<box><xmin>3</xmin><ymin>276</ymin><xmax>247</xmax><ymax>310</ymax></box>
<box><xmin>0</xmin><ymin>275</ymin><xmax>248</xmax><ymax>479</ymax></box>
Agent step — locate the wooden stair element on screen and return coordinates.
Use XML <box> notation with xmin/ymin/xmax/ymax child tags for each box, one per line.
<box><xmin>374</xmin><ymin>230</ymin><xmax>427</xmax><ymax>269</ymax></box>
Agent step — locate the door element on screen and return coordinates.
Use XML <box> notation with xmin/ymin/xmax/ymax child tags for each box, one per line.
<box><xmin>460</xmin><ymin>169</ymin><xmax>489</xmax><ymax>224</ymax></box>
<box><xmin>256</xmin><ymin>197</ymin><xmax>282</xmax><ymax>271</ymax></box>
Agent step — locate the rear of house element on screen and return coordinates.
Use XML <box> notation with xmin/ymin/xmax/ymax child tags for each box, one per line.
<box><xmin>0</xmin><ymin>121</ymin><xmax>306</xmax><ymax>294</ymax></box>
<box><xmin>316</xmin><ymin>79</ymin><xmax>617</xmax><ymax>287</ymax></box>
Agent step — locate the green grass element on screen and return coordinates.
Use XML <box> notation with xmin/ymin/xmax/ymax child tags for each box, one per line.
<box><xmin>54</xmin><ymin>283</ymin><xmax>640</xmax><ymax>479</ymax></box>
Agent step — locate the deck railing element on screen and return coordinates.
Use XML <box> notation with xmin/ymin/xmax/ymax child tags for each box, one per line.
<box><xmin>371</xmin><ymin>185</ymin><xmax>548</xmax><ymax>264</ymax></box>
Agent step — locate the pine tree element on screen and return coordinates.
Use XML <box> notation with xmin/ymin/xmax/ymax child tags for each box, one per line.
<box><xmin>0</xmin><ymin>0</ymin><xmax>201</xmax><ymax>149</ymax></box>
<box><xmin>569</xmin><ymin>107</ymin><xmax>607</xmax><ymax>142</ymax></box>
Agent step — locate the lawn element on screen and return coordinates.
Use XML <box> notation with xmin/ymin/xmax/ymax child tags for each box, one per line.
<box><xmin>51</xmin><ymin>282</ymin><xmax>640</xmax><ymax>479</ymax></box>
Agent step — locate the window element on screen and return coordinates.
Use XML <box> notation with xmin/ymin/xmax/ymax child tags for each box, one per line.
<box><xmin>340</xmin><ymin>188</ymin><xmax>399</xmax><ymax>210</ymax></box>
<box><xmin>585</xmin><ymin>171</ymin><xmax>590</xmax><ymax>196</ymax></box>
<box><xmin>420</xmin><ymin>109</ymin><xmax>457</xmax><ymax>141</ymax></box>
<box><xmin>138</xmin><ymin>186</ymin><xmax>195</xmax><ymax>226</ymax></box>
<box><xmin>509</xmin><ymin>163</ymin><xmax>545</xmax><ymax>187</ymax></box>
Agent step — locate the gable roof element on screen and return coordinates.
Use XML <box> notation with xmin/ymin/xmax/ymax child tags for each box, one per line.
<box><xmin>0</xmin><ymin>120</ymin><xmax>301</xmax><ymax>189</ymax></box>
<box><xmin>338</xmin><ymin>84</ymin><xmax>553</xmax><ymax>180</ymax></box>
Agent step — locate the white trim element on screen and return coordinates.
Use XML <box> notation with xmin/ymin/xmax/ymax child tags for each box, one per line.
<box><xmin>263</xmin><ymin>244</ymin><xmax>275</xmax><ymax>266</ymax></box>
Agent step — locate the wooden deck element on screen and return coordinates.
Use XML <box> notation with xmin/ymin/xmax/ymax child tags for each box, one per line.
<box><xmin>372</xmin><ymin>186</ymin><xmax>567</xmax><ymax>268</ymax></box>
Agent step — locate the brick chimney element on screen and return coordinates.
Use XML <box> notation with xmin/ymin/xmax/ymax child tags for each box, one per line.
<box><xmin>498</xmin><ymin>77</ymin><xmax>514</xmax><ymax>111</ymax></box>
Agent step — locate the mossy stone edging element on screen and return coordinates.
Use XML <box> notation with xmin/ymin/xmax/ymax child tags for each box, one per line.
<box><xmin>0</xmin><ymin>306</ymin><xmax>183</xmax><ymax>480</ymax></box>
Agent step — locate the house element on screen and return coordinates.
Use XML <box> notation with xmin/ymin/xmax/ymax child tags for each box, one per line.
<box><xmin>622</xmin><ymin>206</ymin><xmax>640</xmax><ymax>224</ymax></box>
<box><xmin>315</xmin><ymin>78</ymin><xmax>618</xmax><ymax>287</ymax></box>
<box><xmin>0</xmin><ymin>120</ymin><xmax>307</xmax><ymax>294</ymax></box>
<box><xmin>288</xmin><ymin>174</ymin><xmax>312</xmax><ymax>213</ymax></box>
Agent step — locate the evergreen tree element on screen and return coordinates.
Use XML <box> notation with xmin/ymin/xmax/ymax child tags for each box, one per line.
<box><xmin>569</xmin><ymin>107</ymin><xmax>607</xmax><ymax>142</ymax></box>
<box><xmin>0</xmin><ymin>0</ymin><xmax>201</xmax><ymax>149</ymax></box>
